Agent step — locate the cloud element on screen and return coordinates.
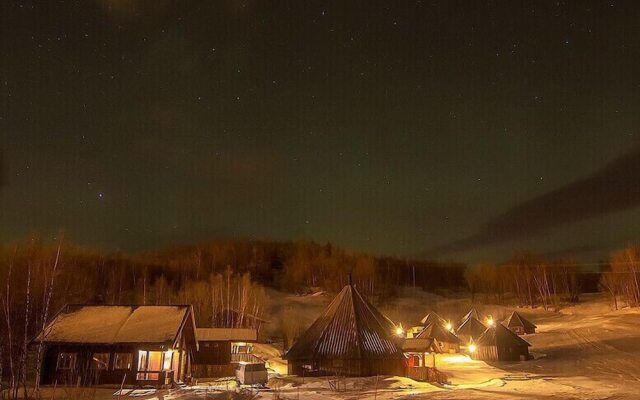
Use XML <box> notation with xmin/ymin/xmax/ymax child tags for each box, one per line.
<box><xmin>427</xmin><ymin>146</ymin><xmax>640</xmax><ymax>257</ymax></box>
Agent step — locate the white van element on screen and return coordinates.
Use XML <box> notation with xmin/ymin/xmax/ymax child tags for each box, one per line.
<box><xmin>236</xmin><ymin>362</ymin><xmax>268</xmax><ymax>386</ymax></box>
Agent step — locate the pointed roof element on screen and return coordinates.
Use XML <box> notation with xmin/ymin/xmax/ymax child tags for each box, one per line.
<box><xmin>456</xmin><ymin>315</ymin><xmax>486</xmax><ymax>340</ymax></box>
<box><xmin>284</xmin><ymin>284</ymin><xmax>404</xmax><ymax>361</ymax></box>
<box><xmin>420</xmin><ymin>312</ymin><xmax>447</xmax><ymax>327</ymax></box>
<box><xmin>461</xmin><ymin>308</ymin><xmax>480</xmax><ymax>322</ymax></box>
<box><xmin>504</xmin><ymin>311</ymin><xmax>537</xmax><ymax>330</ymax></box>
<box><xmin>416</xmin><ymin>322</ymin><xmax>460</xmax><ymax>344</ymax></box>
<box><xmin>476</xmin><ymin>323</ymin><xmax>530</xmax><ymax>347</ymax></box>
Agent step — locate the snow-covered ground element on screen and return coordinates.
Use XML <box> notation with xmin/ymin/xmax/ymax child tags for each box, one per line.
<box><xmin>105</xmin><ymin>292</ymin><xmax>639</xmax><ymax>399</ymax></box>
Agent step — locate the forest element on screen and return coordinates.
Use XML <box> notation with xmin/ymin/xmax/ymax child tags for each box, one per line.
<box><xmin>0</xmin><ymin>236</ymin><xmax>638</xmax><ymax>398</ymax></box>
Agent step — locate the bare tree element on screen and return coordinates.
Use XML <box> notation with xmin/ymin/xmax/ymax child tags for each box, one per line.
<box><xmin>34</xmin><ymin>238</ymin><xmax>63</xmax><ymax>394</ymax></box>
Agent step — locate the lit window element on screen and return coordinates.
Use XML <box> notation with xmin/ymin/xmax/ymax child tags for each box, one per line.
<box><xmin>91</xmin><ymin>353</ymin><xmax>110</xmax><ymax>370</ymax></box>
<box><xmin>114</xmin><ymin>353</ymin><xmax>133</xmax><ymax>370</ymax></box>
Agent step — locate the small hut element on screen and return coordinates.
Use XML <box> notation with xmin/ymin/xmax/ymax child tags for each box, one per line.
<box><xmin>473</xmin><ymin>323</ymin><xmax>531</xmax><ymax>361</ymax></box>
<box><xmin>416</xmin><ymin>322</ymin><xmax>460</xmax><ymax>353</ymax></box>
<box><xmin>402</xmin><ymin>337</ymin><xmax>440</xmax><ymax>368</ymax></box>
<box><xmin>192</xmin><ymin>328</ymin><xmax>259</xmax><ymax>378</ymax></box>
<box><xmin>504</xmin><ymin>311</ymin><xmax>537</xmax><ymax>334</ymax></box>
<box><xmin>455</xmin><ymin>315</ymin><xmax>486</xmax><ymax>345</ymax></box>
<box><xmin>284</xmin><ymin>283</ymin><xmax>405</xmax><ymax>377</ymax></box>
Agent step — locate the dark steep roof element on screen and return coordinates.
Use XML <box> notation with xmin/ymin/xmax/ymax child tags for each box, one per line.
<box><xmin>461</xmin><ymin>308</ymin><xmax>480</xmax><ymax>323</ymax></box>
<box><xmin>284</xmin><ymin>284</ymin><xmax>404</xmax><ymax>361</ymax></box>
<box><xmin>416</xmin><ymin>322</ymin><xmax>460</xmax><ymax>344</ymax></box>
<box><xmin>456</xmin><ymin>315</ymin><xmax>486</xmax><ymax>340</ymax></box>
<box><xmin>419</xmin><ymin>312</ymin><xmax>447</xmax><ymax>327</ymax></box>
<box><xmin>476</xmin><ymin>323</ymin><xmax>531</xmax><ymax>347</ymax></box>
<box><xmin>505</xmin><ymin>311</ymin><xmax>537</xmax><ymax>330</ymax></box>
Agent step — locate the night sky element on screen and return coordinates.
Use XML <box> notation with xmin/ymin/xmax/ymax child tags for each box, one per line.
<box><xmin>2</xmin><ymin>1</ymin><xmax>640</xmax><ymax>263</ymax></box>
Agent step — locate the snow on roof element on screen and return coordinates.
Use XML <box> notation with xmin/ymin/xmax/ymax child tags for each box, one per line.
<box><xmin>37</xmin><ymin>305</ymin><xmax>191</xmax><ymax>345</ymax></box>
<box><xmin>196</xmin><ymin>328</ymin><xmax>257</xmax><ymax>342</ymax></box>
<box><xmin>402</xmin><ymin>337</ymin><xmax>437</xmax><ymax>352</ymax></box>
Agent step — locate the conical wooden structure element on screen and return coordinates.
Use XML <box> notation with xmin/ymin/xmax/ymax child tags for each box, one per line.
<box><xmin>284</xmin><ymin>283</ymin><xmax>405</xmax><ymax>376</ymax></box>
<box><xmin>473</xmin><ymin>323</ymin><xmax>531</xmax><ymax>361</ymax></box>
<box><xmin>456</xmin><ymin>315</ymin><xmax>487</xmax><ymax>344</ymax></box>
<box><xmin>504</xmin><ymin>311</ymin><xmax>537</xmax><ymax>334</ymax></box>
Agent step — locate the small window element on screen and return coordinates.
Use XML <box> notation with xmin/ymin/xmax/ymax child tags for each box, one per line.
<box><xmin>91</xmin><ymin>353</ymin><xmax>110</xmax><ymax>370</ymax></box>
<box><xmin>57</xmin><ymin>352</ymin><xmax>76</xmax><ymax>370</ymax></box>
<box><xmin>113</xmin><ymin>353</ymin><xmax>133</xmax><ymax>370</ymax></box>
<box><xmin>162</xmin><ymin>351</ymin><xmax>173</xmax><ymax>371</ymax></box>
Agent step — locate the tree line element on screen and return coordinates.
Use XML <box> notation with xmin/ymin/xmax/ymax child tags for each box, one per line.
<box><xmin>464</xmin><ymin>244</ymin><xmax>640</xmax><ymax>311</ymax></box>
<box><xmin>600</xmin><ymin>244</ymin><xmax>640</xmax><ymax>310</ymax></box>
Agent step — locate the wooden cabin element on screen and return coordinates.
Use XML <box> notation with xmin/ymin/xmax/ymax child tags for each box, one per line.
<box><xmin>455</xmin><ymin>315</ymin><xmax>487</xmax><ymax>345</ymax></box>
<box><xmin>192</xmin><ymin>328</ymin><xmax>259</xmax><ymax>378</ymax></box>
<box><xmin>504</xmin><ymin>311</ymin><xmax>537</xmax><ymax>334</ymax></box>
<box><xmin>284</xmin><ymin>283</ymin><xmax>405</xmax><ymax>377</ymax></box>
<box><xmin>33</xmin><ymin>305</ymin><xmax>198</xmax><ymax>387</ymax></box>
<box><xmin>473</xmin><ymin>323</ymin><xmax>531</xmax><ymax>361</ymax></box>
<box><xmin>416</xmin><ymin>322</ymin><xmax>461</xmax><ymax>353</ymax></box>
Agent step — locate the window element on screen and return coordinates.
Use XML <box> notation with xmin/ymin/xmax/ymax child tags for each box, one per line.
<box><xmin>91</xmin><ymin>353</ymin><xmax>110</xmax><ymax>370</ymax></box>
<box><xmin>113</xmin><ymin>353</ymin><xmax>133</xmax><ymax>370</ymax></box>
<box><xmin>162</xmin><ymin>351</ymin><xmax>173</xmax><ymax>371</ymax></box>
<box><xmin>56</xmin><ymin>352</ymin><xmax>76</xmax><ymax>370</ymax></box>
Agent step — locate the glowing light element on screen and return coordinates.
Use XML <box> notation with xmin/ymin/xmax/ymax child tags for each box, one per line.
<box><xmin>395</xmin><ymin>324</ymin><xmax>405</xmax><ymax>337</ymax></box>
<box><xmin>445</xmin><ymin>322</ymin><xmax>453</xmax><ymax>331</ymax></box>
<box><xmin>468</xmin><ymin>344</ymin><xmax>477</xmax><ymax>353</ymax></box>
<box><xmin>486</xmin><ymin>316</ymin><xmax>495</xmax><ymax>327</ymax></box>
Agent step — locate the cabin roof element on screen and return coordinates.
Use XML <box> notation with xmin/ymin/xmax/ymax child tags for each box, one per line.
<box><xmin>456</xmin><ymin>315</ymin><xmax>487</xmax><ymax>339</ymax></box>
<box><xmin>416</xmin><ymin>322</ymin><xmax>460</xmax><ymax>344</ymax></box>
<box><xmin>35</xmin><ymin>304</ymin><xmax>194</xmax><ymax>346</ymax></box>
<box><xmin>419</xmin><ymin>312</ymin><xmax>447</xmax><ymax>326</ymax></box>
<box><xmin>401</xmin><ymin>337</ymin><xmax>439</xmax><ymax>352</ymax></box>
<box><xmin>196</xmin><ymin>328</ymin><xmax>257</xmax><ymax>342</ymax></box>
<box><xmin>284</xmin><ymin>284</ymin><xmax>404</xmax><ymax>361</ymax></box>
<box><xmin>476</xmin><ymin>323</ymin><xmax>531</xmax><ymax>347</ymax></box>
<box><xmin>504</xmin><ymin>311</ymin><xmax>537</xmax><ymax>330</ymax></box>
